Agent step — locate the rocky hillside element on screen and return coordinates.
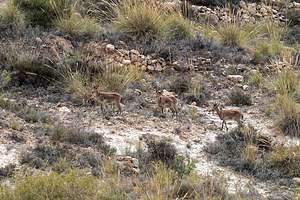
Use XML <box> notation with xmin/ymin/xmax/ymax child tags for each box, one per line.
<box><xmin>0</xmin><ymin>0</ymin><xmax>300</xmax><ymax>199</ymax></box>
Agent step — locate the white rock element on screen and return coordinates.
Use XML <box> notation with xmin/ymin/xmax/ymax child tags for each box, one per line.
<box><xmin>155</xmin><ymin>64</ymin><xmax>163</xmax><ymax>72</ymax></box>
<box><xmin>227</xmin><ymin>75</ymin><xmax>244</xmax><ymax>83</ymax></box>
<box><xmin>147</xmin><ymin>65</ymin><xmax>155</xmax><ymax>71</ymax></box>
<box><xmin>130</xmin><ymin>49</ymin><xmax>139</xmax><ymax>55</ymax></box>
<box><xmin>122</xmin><ymin>59</ymin><xmax>131</xmax><ymax>65</ymax></box>
<box><xmin>59</xmin><ymin>106</ymin><xmax>71</xmax><ymax>113</ymax></box>
<box><xmin>106</xmin><ymin>44</ymin><xmax>115</xmax><ymax>53</ymax></box>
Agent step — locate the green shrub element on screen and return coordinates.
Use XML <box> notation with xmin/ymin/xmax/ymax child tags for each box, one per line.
<box><xmin>228</xmin><ymin>88</ymin><xmax>252</xmax><ymax>106</ymax></box>
<box><xmin>98</xmin><ymin>64</ymin><xmax>143</xmax><ymax>92</ymax></box>
<box><xmin>0</xmin><ymin>170</ymin><xmax>99</xmax><ymax>199</ymax></box>
<box><xmin>55</xmin><ymin>12</ymin><xmax>100</xmax><ymax>37</ymax></box>
<box><xmin>0</xmin><ymin>0</ymin><xmax>25</xmax><ymax>27</ymax></box>
<box><xmin>51</xmin><ymin>125</ymin><xmax>116</xmax><ymax>155</ymax></box>
<box><xmin>265</xmin><ymin>144</ymin><xmax>300</xmax><ymax>176</ymax></box>
<box><xmin>13</xmin><ymin>0</ymin><xmax>72</xmax><ymax>27</ymax></box>
<box><xmin>161</xmin><ymin>12</ymin><xmax>193</xmax><ymax>40</ymax></box>
<box><xmin>216</xmin><ymin>20</ymin><xmax>259</xmax><ymax>48</ymax></box>
<box><xmin>6</xmin><ymin>49</ymin><xmax>56</xmax><ymax>81</ymax></box>
<box><xmin>248</xmin><ymin>71</ymin><xmax>263</xmax><ymax>86</ymax></box>
<box><xmin>109</xmin><ymin>0</ymin><xmax>166</xmax><ymax>39</ymax></box>
<box><xmin>0</xmin><ymin>70</ymin><xmax>11</xmax><ymax>91</ymax></box>
<box><xmin>274</xmin><ymin>68</ymin><xmax>299</xmax><ymax>96</ymax></box>
<box><xmin>274</xmin><ymin>95</ymin><xmax>300</xmax><ymax>137</ymax></box>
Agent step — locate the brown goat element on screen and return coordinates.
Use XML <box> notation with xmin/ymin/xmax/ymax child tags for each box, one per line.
<box><xmin>156</xmin><ymin>90</ymin><xmax>178</xmax><ymax>117</ymax></box>
<box><xmin>92</xmin><ymin>86</ymin><xmax>123</xmax><ymax>114</ymax></box>
<box><xmin>213</xmin><ymin>103</ymin><xmax>243</xmax><ymax>130</ymax></box>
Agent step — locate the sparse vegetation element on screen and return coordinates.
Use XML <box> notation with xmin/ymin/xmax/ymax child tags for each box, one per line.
<box><xmin>206</xmin><ymin>127</ymin><xmax>300</xmax><ymax>181</ymax></box>
<box><xmin>1</xmin><ymin>0</ymin><xmax>300</xmax><ymax>198</ymax></box>
<box><xmin>228</xmin><ymin>88</ymin><xmax>252</xmax><ymax>106</ymax></box>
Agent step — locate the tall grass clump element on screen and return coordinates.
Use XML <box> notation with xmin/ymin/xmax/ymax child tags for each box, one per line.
<box><xmin>55</xmin><ymin>13</ymin><xmax>100</xmax><ymax>37</ymax></box>
<box><xmin>61</xmin><ymin>61</ymin><xmax>143</xmax><ymax>100</ymax></box>
<box><xmin>160</xmin><ymin>12</ymin><xmax>194</xmax><ymax>40</ymax></box>
<box><xmin>13</xmin><ymin>0</ymin><xmax>72</xmax><ymax>27</ymax></box>
<box><xmin>0</xmin><ymin>170</ymin><xmax>100</xmax><ymax>199</ymax></box>
<box><xmin>0</xmin><ymin>0</ymin><xmax>25</xmax><ymax>27</ymax></box>
<box><xmin>98</xmin><ymin>0</ymin><xmax>193</xmax><ymax>41</ymax></box>
<box><xmin>265</xmin><ymin>143</ymin><xmax>300</xmax><ymax>176</ymax></box>
<box><xmin>107</xmin><ymin>0</ymin><xmax>166</xmax><ymax>39</ymax></box>
<box><xmin>98</xmin><ymin>64</ymin><xmax>143</xmax><ymax>92</ymax></box>
<box><xmin>253</xmin><ymin>19</ymin><xmax>286</xmax><ymax>62</ymax></box>
<box><xmin>274</xmin><ymin>95</ymin><xmax>300</xmax><ymax>137</ymax></box>
<box><xmin>215</xmin><ymin>15</ymin><xmax>260</xmax><ymax>48</ymax></box>
<box><xmin>273</xmin><ymin>68</ymin><xmax>299</xmax><ymax>96</ymax></box>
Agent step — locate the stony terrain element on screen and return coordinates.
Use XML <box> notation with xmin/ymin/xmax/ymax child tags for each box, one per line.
<box><xmin>0</xmin><ymin>0</ymin><xmax>300</xmax><ymax>199</ymax></box>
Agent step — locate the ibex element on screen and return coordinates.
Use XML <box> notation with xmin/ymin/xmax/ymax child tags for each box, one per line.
<box><xmin>92</xmin><ymin>86</ymin><xmax>123</xmax><ymax>114</ymax></box>
<box><xmin>213</xmin><ymin>103</ymin><xmax>243</xmax><ymax>131</ymax></box>
<box><xmin>156</xmin><ymin>89</ymin><xmax>178</xmax><ymax>117</ymax></box>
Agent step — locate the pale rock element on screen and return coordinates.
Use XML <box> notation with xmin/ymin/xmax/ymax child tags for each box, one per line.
<box><xmin>152</xmin><ymin>59</ymin><xmax>158</xmax><ymax>64</ymax></box>
<box><xmin>36</xmin><ymin>37</ymin><xmax>42</xmax><ymax>43</ymax></box>
<box><xmin>118</xmin><ymin>40</ymin><xmax>126</xmax><ymax>45</ymax></box>
<box><xmin>293</xmin><ymin>178</ymin><xmax>300</xmax><ymax>186</ymax></box>
<box><xmin>59</xmin><ymin>106</ymin><xmax>71</xmax><ymax>113</ymax></box>
<box><xmin>249</xmin><ymin>69</ymin><xmax>260</xmax><ymax>75</ymax></box>
<box><xmin>141</xmin><ymin>65</ymin><xmax>147</xmax><ymax>71</ymax></box>
<box><xmin>135</xmin><ymin>62</ymin><xmax>142</xmax><ymax>67</ymax></box>
<box><xmin>122</xmin><ymin>59</ymin><xmax>131</xmax><ymax>65</ymax></box>
<box><xmin>227</xmin><ymin>75</ymin><xmax>244</xmax><ymax>83</ymax></box>
<box><xmin>155</xmin><ymin>64</ymin><xmax>163</xmax><ymax>72</ymax></box>
<box><xmin>243</xmin><ymin>85</ymin><xmax>249</xmax><ymax>91</ymax></box>
<box><xmin>115</xmin><ymin>155</ymin><xmax>140</xmax><ymax>175</ymax></box>
<box><xmin>131</xmin><ymin>55</ymin><xmax>138</xmax><ymax>63</ymax></box>
<box><xmin>130</xmin><ymin>49</ymin><xmax>139</xmax><ymax>55</ymax></box>
<box><xmin>147</xmin><ymin>65</ymin><xmax>155</xmax><ymax>71</ymax></box>
<box><xmin>162</xmin><ymin>62</ymin><xmax>167</xmax><ymax>67</ymax></box>
<box><xmin>106</xmin><ymin>44</ymin><xmax>115</xmax><ymax>53</ymax></box>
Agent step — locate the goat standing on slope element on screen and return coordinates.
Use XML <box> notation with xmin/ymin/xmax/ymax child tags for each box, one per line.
<box><xmin>92</xmin><ymin>86</ymin><xmax>123</xmax><ymax>114</ymax></box>
<box><xmin>156</xmin><ymin>90</ymin><xmax>178</xmax><ymax>118</ymax></box>
<box><xmin>213</xmin><ymin>103</ymin><xmax>243</xmax><ymax>130</ymax></box>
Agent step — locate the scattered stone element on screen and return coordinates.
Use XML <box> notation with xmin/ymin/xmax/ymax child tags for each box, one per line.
<box><xmin>115</xmin><ymin>155</ymin><xmax>140</xmax><ymax>175</ymax></box>
<box><xmin>35</xmin><ymin>37</ymin><xmax>42</xmax><ymax>43</ymax></box>
<box><xmin>293</xmin><ymin>178</ymin><xmax>300</xmax><ymax>186</ymax></box>
<box><xmin>58</xmin><ymin>106</ymin><xmax>71</xmax><ymax>113</ymax></box>
<box><xmin>106</xmin><ymin>44</ymin><xmax>115</xmax><ymax>53</ymax></box>
<box><xmin>147</xmin><ymin>65</ymin><xmax>155</xmax><ymax>71</ymax></box>
<box><xmin>122</xmin><ymin>59</ymin><xmax>131</xmax><ymax>65</ymax></box>
<box><xmin>118</xmin><ymin>41</ymin><xmax>126</xmax><ymax>45</ymax></box>
<box><xmin>227</xmin><ymin>75</ymin><xmax>244</xmax><ymax>83</ymax></box>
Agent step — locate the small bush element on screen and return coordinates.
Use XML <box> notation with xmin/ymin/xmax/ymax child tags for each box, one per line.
<box><xmin>161</xmin><ymin>12</ymin><xmax>193</xmax><ymax>40</ymax></box>
<box><xmin>205</xmin><ymin>127</ymin><xmax>300</xmax><ymax>181</ymax></box>
<box><xmin>0</xmin><ymin>0</ymin><xmax>25</xmax><ymax>27</ymax></box>
<box><xmin>170</xmin><ymin>76</ymin><xmax>189</xmax><ymax>95</ymax></box>
<box><xmin>216</xmin><ymin>20</ymin><xmax>259</xmax><ymax>48</ymax></box>
<box><xmin>13</xmin><ymin>0</ymin><xmax>72</xmax><ymax>27</ymax></box>
<box><xmin>274</xmin><ymin>95</ymin><xmax>300</xmax><ymax>137</ymax></box>
<box><xmin>0</xmin><ymin>70</ymin><xmax>11</xmax><ymax>91</ymax></box>
<box><xmin>284</xmin><ymin>8</ymin><xmax>300</xmax><ymax>26</ymax></box>
<box><xmin>248</xmin><ymin>71</ymin><xmax>263</xmax><ymax>86</ymax></box>
<box><xmin>110</xmin><ymin>0</ymin><xmax>166</xmax><ymax>39</ymax></box>
<box><xmin>146</xmin><ymin>139</ymin><xmax>177</xmax><ymax>167</ymax></box>
<box><xmin>55</xmin><ymin>12</ymin><xmax>100</xmax><ymax>37</ymax></box>
<box><xmin>51</xmin><ymin>125</ymin><xmax>116</xmax><ymax>155</ymax></box>
<box><xmin>10</xmin><ymin>132</ymin><xmax>26</xmax><ymax>143</ymax></box>
<box><xmin>265</xmin><ymin>144</ymin><xmax>300</xmax><ymax>176</ymax></box>
<box><xmin>20</xmin><ymin>145</ymin><xmax>72</xmax><ymax>169</ymax></box>
<box><xmin>0</xmin><ymin>164</ymin><xmax>15</xmax><ymax>180</ymax></box>
<box><xmin>0</xmin><ymin>170</ymin><xmax>99</xmax><ymax>199</ymax></box>
<box><xmin>228</xmin><ymin>88</ymin><xmax>252</xmax><ymax>106</ymax></box>
<box><xmin>274</xmin><ymin>68</ymin><xmax>299</xmax><ymax>96</ymax></box>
